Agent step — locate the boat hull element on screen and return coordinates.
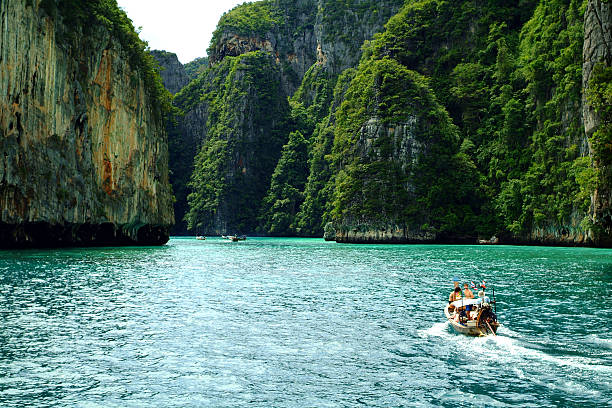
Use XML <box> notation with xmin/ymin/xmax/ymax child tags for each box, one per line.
<box><xmin>444</xmin><ymin>304</ymin><xmax>499</xmax><ymax>336</ymax></box>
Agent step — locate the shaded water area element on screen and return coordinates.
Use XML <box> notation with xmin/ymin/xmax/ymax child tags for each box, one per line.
<box><xmin>0</xmin><ymin>238</ymin><xmax>610</xmax><ymax>407</ymax></box>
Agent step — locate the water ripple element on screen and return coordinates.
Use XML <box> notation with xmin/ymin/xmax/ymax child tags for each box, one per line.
<box><xmin>0</xmin><ymin>238</ymin><xmax>610</xmax><ymax>407</ymax></box>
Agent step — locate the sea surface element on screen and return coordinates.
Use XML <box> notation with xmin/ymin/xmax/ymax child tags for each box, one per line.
<box><xmin>0</xmin><ymin>237</ymin><xmax>610</xmax><ymax>407</ymax></box>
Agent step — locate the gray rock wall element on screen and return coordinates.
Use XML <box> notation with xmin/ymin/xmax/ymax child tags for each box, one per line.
<box><xmin>583</xmin><ymin>0</ymin><xmax>612</xmax><ymax>246</ymax></box>
<box><xmin>150</xmin><ymin>50</ymin><xmax>189</xmax><ymax>94</ymax></box>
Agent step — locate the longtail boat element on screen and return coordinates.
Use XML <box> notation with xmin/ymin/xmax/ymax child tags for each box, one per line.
<box><xmin>444</xmin><ymin>298</ymin><xmax>499</xmax><ymax>336</ymax></box>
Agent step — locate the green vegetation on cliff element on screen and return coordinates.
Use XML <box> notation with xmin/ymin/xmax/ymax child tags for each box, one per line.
<box><xmin>494</xmin><ymin>0</ymin><xmax>588</xmax><ymax>236</ymax></box>
<box><xmin>329</xmin><ymin>57</ymin><xmax>481</xmax><ymax>237</ymax></box>
<box><xmin>171</xmin><ymin>0</ymin><xmax>609</xmax><ymax>245</ymax></box>
<box><xmin>588</xmin><ymin>63</ymin><xmax>612</xmax><ymax>166</ymax></box>
<box><xmin>334</xmin><ymin>0</ymin><xmax>594</xmax><ymax>241</ymax></box>
<box><xmin>208</xmin><ymin>1</ymin><xmax>281</xmax><ymax>55</ymax></box>
<box><xmin>184</xmin><ymin>57</ymin><xmax>209</xmax><ymax>80</ymax></box>
<box><xmin>586</xmin><ymin>61</ymin><xmax>612</xmax><ymax>240</ymax></box>
<box><xmin>185</xmin><ymin>51</ymin><xmax>291</xmax><ymax>233</ymax></box>
<box><xmin>296</xmin><ymin>68</ymin><xmax>357</xmax><ymax>236</ymax></box>
<box><xmin>260</xmin><ymin>131</ymin><xmax>309</xmax><ymax>235</ymax></box>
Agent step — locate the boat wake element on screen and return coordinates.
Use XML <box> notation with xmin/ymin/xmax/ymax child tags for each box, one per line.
<box><xmin>419</xmin><ymin>322</ymin><xmax>612</xmax><ymax>375</ymax></box>
<box><xmin>473</xmin><ymin>331</ymin><xmax>612</xmax><ymax>375</ymax></box>
<box><xmin>585</xmin><ymin>334</ymin><xmax>612</xmax><ymax>350</ymax></box>
<box><xmin>417</xmin><ymin>321</ymin><xmax>451</xmax><ymax>339</ymax></box>
<box><xmin>418</xmin><ymin>321</ymin><xmax>611</xmax><ymax>401</ymax></box>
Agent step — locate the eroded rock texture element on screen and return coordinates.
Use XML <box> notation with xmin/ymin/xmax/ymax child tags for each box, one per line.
<box><xmin>150</xmin><ymin>50</ymin><xmax>189</xmax><ymax>94</ymax></box>
<box><xmin>0</xmin><ymin>1</ymin><xmax>174</xmax><ymax>247</ymax></box>
<box><xmin>583</xmin><ymin>0</ymin><xmax>612</xmax><ymax>246</ymax></box>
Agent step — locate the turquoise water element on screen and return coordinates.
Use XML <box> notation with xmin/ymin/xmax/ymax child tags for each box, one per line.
<box><xmin>0</xmin><ymin>237</ymin><xmax>610</xmax><ymax>407</ymax></box>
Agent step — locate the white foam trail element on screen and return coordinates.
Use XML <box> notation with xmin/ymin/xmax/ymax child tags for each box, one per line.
<box><xmin>419</xmin><ymin>318</ymin><xmax>612</xmax><ymax>384</ymax></box>
<box><xmin>527</xmin><ymin>375</ymin><xmax>605</xmax><ymax>399</ymax></box>
<box><xmin>495</xmin><ymin>324</ymin><xmax>521</xmax><ymax>338</ymax></box>
<box><xmin>585</xmin><ymin>334</ymin><xmax>612</xmax><ymax>350</ymax></box>
<box><xmin>422</xmin><ymin>321</ymin><xmax>611</xmax><ymax>376</ymax></box>
<box><xmin>466</xmin><ymin>333</ymin><xmax>612</xmax><ymax>375</ymax></box>
<box><xmin>417</xmin><ymin>322</ymin><xmax>451</xmax><ymax>339</ymax></box>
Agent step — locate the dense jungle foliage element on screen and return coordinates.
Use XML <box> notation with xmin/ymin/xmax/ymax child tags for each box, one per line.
<box><xmin>184</xmin><ymin>57</ymin><xmax>209</xmax><ymax>81</ymax></box>
<box><xmin>295</xmin><ymin>69</ymin><xmax>357</xmax><ymax>236</ymax></box>
<box><xmin>168</xmin><ymin>0</ymin><xmax>608</xmax><ymax>243</ymax></box>
<box><xmin>260</xmin><ymin>131</ymin><xmax>309</xmax><ymax>235</ymax></box>
<box><xmin>316</xmin><ymin>0</ymin><xmax>597</xmax><ymax>241</ymax></box>
<box><xmin>329</xmin><ymin>58</ymin><xmax>481</xmax><ymax>237</ymax></box>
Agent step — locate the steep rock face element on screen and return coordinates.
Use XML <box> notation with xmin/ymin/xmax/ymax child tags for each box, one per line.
<box><xmin>208</xmin><ymin>0</ymin><xmax>318</xmax><ymax>96</ymax></box>
<box><xmin>0</xmin><ymin>1</ymin><xmax>173</xmax><ymax>247</ymax></box>
<box><xmin>207</xmin><ymin>0</ymin><xmax>403</xmax><ymax>96</ymax></box>
<box><xmin>150</xmin><ymin>50</ymin><xmax>198</xmax><ymax>235</ymax></box>
<box><xmin>315</xmin><ymin>0</ymin><xmax>404</xmax><ymax>76</ymax></box>
<box><xmin>583</xmin><ymin>0</ymin><xmax>611</xmax><ymax>137</ymax></box>
<box><xmin>583</xmin><ymin>0</ymin><xmax>612</xmax><ymax>246</ymax></box>
<box><xmin>295</xmin><ymin>68</ymin><xmax>357</xmax><ymax>237</ymax></box>
<box><xmin>333</xmin><ymin>119</ymin><xmax>435</xmax><ymax>244</ymax></box>
<box><xmin>150</xmin><ymin>50</ymin><xmax>189</xmax><ymax>94</ymax></box>
<box><xmin>167</xmin><ymin>70</ymin><xmax>217</xmax><ymax>235</ymax></box>
<box><xmin>329</xmin><ymin>59</ymin><xmax>478</xmax><ymax>243</ymax></box>
<box><xmin>177</xmin><ymin>0</ymin><xmax>611</xmax><ymax>246</ymax></box>
<box><xmin>184</xmin><ymin>52</ymin><xmax>291</xmax><ymax>234</ymax></box>
<box><xmin>179</xmin><ymin>0</ymin><xmax>403</xmax><ymax>236</ymax></box>
<box><xmin>327</xmin><ymin>0</ymin><xmax>612</xmax><ymax>247</ymax></box>
<box><xmin>510</xmin><ymin>0</ymin><xmax>592</xmax><ymax>246</ymax></box>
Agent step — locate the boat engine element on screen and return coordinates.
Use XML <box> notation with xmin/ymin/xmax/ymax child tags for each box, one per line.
<box><xmin>477</xmin><ymin>305</ymin><xmax>497</xmax><ymax>326</ymax></box>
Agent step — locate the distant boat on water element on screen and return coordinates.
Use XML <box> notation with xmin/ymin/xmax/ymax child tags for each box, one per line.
<box><xmin>222</xmin><ymin>234</ymin><xmax>246</xmax><ymax>242</ymax></box>
<box><xmin>195</xmin><ymin>235</ymin><xmax>206</xmax><ymax>240</ymax></box>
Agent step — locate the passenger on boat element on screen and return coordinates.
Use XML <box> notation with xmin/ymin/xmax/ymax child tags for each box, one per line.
<box><xmin>448</xmin><ymin>287</ymin><xmax>461</xmax><ymax>314</ymax></box>
<box><xmin>478</xmin><ymin>290</ymin><xmax>491</xmax><ymax>305</ymax></box>
<box><xmin>462</xmin><ymin>283</ymin><xmax>475</xmax><ymax>319</ymax></box>
<box><xmin>449</xmin><ymin>286</ymin><xmax>462</xmax><ymax>303</ymax></box>
<box><xmin>463</xmin><ymin>283</ymin><xmax>474</xmax><ymax>299</ymax></box>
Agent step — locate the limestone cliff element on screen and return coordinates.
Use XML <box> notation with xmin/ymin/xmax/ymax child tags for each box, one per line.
<box><xmin>150</xmin><ymin>50</ymin><xmax>189</xmax><ymax>94</ymax></box>
<box><xmin>207</xmin><ymin>0</ymin><xmax>403</xmax><ymax>96</ymax></box>
<box><xmin>167</xmin><ymin>67</ymin><xmax>219</xmax><ymax>235</ymax></box>
<box><xmin>323</xmin><ymin>0</ymin><xmax>612</xmax><ymax>247</ymax></box>
<box><xmin>176</xmin><ymin>0</ymin><xmax>403</xmax><ymax>235</ymax></box>
<box><xmin>583</xmin><ymin>0</ymin><xmax>612</xmax><ymax>246</ymax></box>
<box><xmin>184</xmin><ymin>57</ymin><xmax>209</xmax><ymax>81</ymax></box>
<box><xmin>175</xmin><ymin>0</ymin><xmax>612</xmax><ymax>246</ymax></box>
<box><xmin>0</xmin><ymin>0</ymin><xmax>174</xmax><ymax>247</ymax></box>
<box><xmin>150</xmin><ymin>50</ymin><xmax>196</xmax><ymax>235</ymax></box>
<box><xmin>183</xmin><ymin>51</ymin><xmax>290</xmax><ymax>235</ymax></box>
<box><xmin>208</xmin><ymin>0</ymin><xmax>317</xmax><ymax>96</ymax></box>
<box><xmin>329</xmin><ymin>58</ymin><xmax>478</xmax><ymax>244</ymax></box>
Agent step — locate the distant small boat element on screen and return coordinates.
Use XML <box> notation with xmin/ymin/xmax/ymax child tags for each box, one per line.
<box><xmin>221</xmin><ymin>234</ymin><xmax>246</xmax><ymax>241</ymax></box>
<box><xmin>478</xmin><ymin>236</ymin><xmax>499</xmax><ymax>245</ymax></box>
<box><xmin>444</xmin><ymin>298</ymin><xmax>499</xmax><ymax>336</ymax></box>
<box><xmin>196</xmin><ymin>236</ymin><xmax>206</xmax><ymax>240</ymax></box>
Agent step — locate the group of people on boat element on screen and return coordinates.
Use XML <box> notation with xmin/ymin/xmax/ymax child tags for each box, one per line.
<box><xmin>447</xmin><ymin>278</ymin><xmax>491</xmax><ymax>323</ymax></box>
